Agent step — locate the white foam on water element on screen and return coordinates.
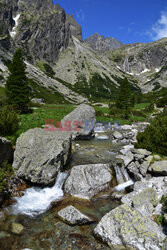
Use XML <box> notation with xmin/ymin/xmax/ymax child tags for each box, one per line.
<box><xmin>114</xmin><ymin>180</ymin><xmax>134</xmax><ymax>192</ymax></box>
<box><xmin>114</xmin><ymin>165</ymin><xmax>134</xmax><ymax>191</ymax></box>
<box><xmin>114</xmin><ymin>165</ymin><xmax>124</xmax><ymax>184</ymax></box>
<box><xmin>10</xmin><ymin>172</ymin><xmax>67</xmax><ymax>217</ymax></box>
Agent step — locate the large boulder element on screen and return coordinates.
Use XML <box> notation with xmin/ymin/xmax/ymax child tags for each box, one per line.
<box><xmin>121</xmin><ymin>177</ymin><xmax>167</xmax><ymax>216</ymax></box>
<box><xmin>133</xmin><ymin>177</ymin><xmax>167</xmax><ymax>201</ymax></box>
<box><xmin>94</xmin><ymin>204</ymin><xmax>166</xmax><ymax>250</ymax></box>
<box><xmin>149</xmin><ymin>161</ymin><xmax>167</xmax><ymax>176</ymax></box>
<box><xmin>64</xmin><ymin>164</ymin><xmax>112</xmax><ymax>199</ymax></box>
<box><xmin>13</xmin><ymin>128</ymin><xmax>71</xmax><ymax>185</ymax></box>
<box><xmin>121</xmin><ymin>187</ymin><xmax>158</xmax><ymax>215</ymax></box>
<box><xmin>58</xmin><ymin>205</ymin><xmax>93</xmax><ymax>225</ymax></box>
<box><xmin>61</xmin><ymin>104</ymin><xmax>96</xmax><ymax>140</ymax></box>
<box><xmin>132</xmin><ymin>187</ymin><xmax>158</xmax><ymax>208</ymax></box>
<box><xmin>0</xmin><ymin>137</ymin><xmax>13</xmax><ymax>166</ymax></box>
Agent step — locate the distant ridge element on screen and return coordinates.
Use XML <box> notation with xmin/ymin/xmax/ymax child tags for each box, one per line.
<box><xmin>84</xmin><ymin>33</ymin><xmax>123</xmax><ymax>52</ymax></box>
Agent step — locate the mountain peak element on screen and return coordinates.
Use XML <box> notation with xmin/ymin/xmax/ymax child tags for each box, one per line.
<box><xmin>84</xmin><ymin>33</ymin><xmax>123</xmax><ymax>52</ymax></box>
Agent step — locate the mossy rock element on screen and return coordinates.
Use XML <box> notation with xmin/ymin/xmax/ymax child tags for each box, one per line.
<box><xmin>132</xmin><ymin>188</ymin><xmax>158</xmax><ymax>208</ymax></box>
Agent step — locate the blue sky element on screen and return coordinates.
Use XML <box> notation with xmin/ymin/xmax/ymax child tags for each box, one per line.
<box><xmin>53</xmin><ymin>0</ymin><xmax>167</xmax><ymax>44</ymax></box>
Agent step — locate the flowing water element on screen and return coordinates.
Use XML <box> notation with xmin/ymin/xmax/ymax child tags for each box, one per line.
<box><xmin>10</xmin><ymin>172</ymin><xmax>68</xmax><ymax>217</ymax></box>
<box><xmin>0</xmin><ymin>132</ymin><xmax>133</xmax><ymax>249</ymax></box>
<box><xmin>114</xmin><ymin>165</ymin><xmax>134</xmax><ymax>191</ymax></box>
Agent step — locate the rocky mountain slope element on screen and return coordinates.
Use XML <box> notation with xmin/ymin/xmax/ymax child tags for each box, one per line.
<box><xmin>84</xmin><ymin>33</ymin><xmax>123</xmax><ymax>52</ymax></box>
<box><xmin>0</xmin><ymin>0</ymin><xmax>167</xmax><ymax>103</ymax></box>
<box><xmin>0</xmin><ymin>0</ymin><xmax>82</xmax><ymax>63</ymax></box>
<box><xmin>105</xmin><ymin>38</ymin><xmax>167</xmax><ymax>92</ymax></box>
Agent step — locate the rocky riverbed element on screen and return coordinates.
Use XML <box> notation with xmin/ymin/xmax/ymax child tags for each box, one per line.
<box><xmin>0</xmin><ymin>104</ymin><xmax>167</xmax><ymax>249</ymax></box>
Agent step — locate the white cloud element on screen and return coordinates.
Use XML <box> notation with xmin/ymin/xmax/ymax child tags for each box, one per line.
<box><xmin>76</xmin><ymin>9</ymin><xmax>85</xmax><ymax>22</ymax></box>
<box><xmin>151</xmin><ymin>11</ymin><xmax>167</xmax><ymax>40</ymax></box>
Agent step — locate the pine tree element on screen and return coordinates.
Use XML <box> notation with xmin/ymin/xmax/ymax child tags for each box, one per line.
<box><xmin>6</xmin><ymin>48</ymin><xmax>30</xmax><ymax>113</ymax></box>
<box><xmin>116</xmin><ymin>78</ymin><xmax>131</xmax><ymax>118</ymax></box>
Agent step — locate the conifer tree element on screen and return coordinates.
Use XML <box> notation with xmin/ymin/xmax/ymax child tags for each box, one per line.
<box><xmin>6</xmin><ymin>48</ymin><xmax>30</xmax><ymax>113</ymax></box>
<box><xmin>116</xmin><ymin>78</ymin><xmax>131</xmax><ymax>118</ymax></box>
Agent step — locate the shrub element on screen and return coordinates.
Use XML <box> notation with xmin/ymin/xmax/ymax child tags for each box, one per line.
<box><xmin>0</xmin><ymin>161</ymin><xmax>14</xmax><ymax>192</ymax></box>
<box><xmin>156</xmin><ymin>95</ymin><xmax>167</xmax><ymax>108</ymax></box>
<box><xmin>109</xmin><ymin>107</ymin><xmax>123</xmax><ymax>116</ymax></box>
<box><xmin>143</xmin><ymin>103</ymin><xmax>154</xmax><ymax>113</ymax></box>
<box><xmin>96</xmin><ymin>110</ymin><xmax>105</xmax><ymax>117</ymax></box>
<box><xmin>131</xmin><ymin>110</ymin><xmax>147</xmax><ymax>118</ymax></box>
<box><xmin>109</xmin><ymin>107</ymin><xmax>127</xmax><ymax>119</ymax></box>
<box><xmin>0</xmin><ymin>106</ymin><xmax>20</xmax><ymax>136</ymax></box>
<box><xmin>135</xmin><ymin>113</ymin><xmax>167</xmax><ymax>156</ymax></box>
<box><xmin>43</xmin><ymin>63</ymin><xmax>55</xmax><ymax>78</ymax></box>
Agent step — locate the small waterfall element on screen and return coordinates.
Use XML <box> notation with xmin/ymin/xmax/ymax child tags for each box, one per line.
<box><xmin>10</xmin><ymin>172</ymin><xmax>68</xmax><ymax>217</ymax></box>
<box><xmin>114</xmin><ymin>165</ymin><xmax>134</xmax><ymax>192</ymax></box>
<box><xmin>114</xmin><ymin>165</ymin><xmax>124</xmax><ymax>184</ymax></box>
<box><xmin>121</xmin><ymin>166</ymin><xmax>130</xmax><ymax>182</ymax></box>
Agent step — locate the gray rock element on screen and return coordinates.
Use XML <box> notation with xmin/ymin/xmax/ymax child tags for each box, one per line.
<box><xmin>122</xmin><ymin>185</ymin><xmax>159</xmax><ymax>217</ymax></box>
<box><xmin>153</xmin><ymin>204</ymin><xmax>163</xmax><ymax>215</ymax></box>
<box><xmin>127</xmin><ymin>162</ymin><xmax>143</xmax><ymax>181</ymax></box>
<box><xmin>164</xmin><ymin>214</ymin><xmax>167</xmax><ymax>224</ymax></box>
<box><xmin>132</xmin><ymin>188</ymin><xmax>158</xmax><ymax>208</ymax></box>
<box><xmin>0</xmin><ymin>231</ymin><xmax>11</xmax><ymax>239</ymax></box>
<box><xmin>145</xmin><ymin>155</ymin><xmax>153</xmax><ymax>163</ymax></box>
<box><xmin>122</xmin><ymin>151</ymin><xmax>134</xmax><ymax>167</ymax></box>
<box><xmin>31</xmin><ymin>98</ymin><xmax>45</xmax><ymax>105</ymax></box>
<box><xmin>66</xmin><ymin>14</ymin><xmax>82</xmax><ymax>41</ymax></box>
<box><xmin>94</xmin><ymin>204</ymin><xmax>165</xmax><ymax>250</ymax></box>
<box><xmin>134</xmin><ymin>153</ymin><xmax>145</xmax><ymax>161</ymax></box>
<box><xmin>0</xmin><ymin>137</ymin><xmax>13</xmax><ymax>166</ymax></box>
<box><xmin>131</xmin><ymin>148</ymin><xmax>151</xmax><ymax>156</ymax></box>
<box><xmin>154</xmin><ymin>155</ymin><xmax>161</xmax><ymax>161</ymax></box>
<box><xmin>139</xmin><ymin>161</ymin><xmax>150</xmax><ymax>177</ymax></box>
<box><xmin>61</xmin><ymin>104</ymin><xmax>96</xmax><ymax>140</ymax></box>
<box><xmin>13</xmin><ymin>128</ymin><xmax>71</xmax><ymax>185</ymax></box>
<box><xmin>64</xmin><ymin>163</ymin><xmax>112</xmax><ymax>199</ymax></box>
<box><xmin>112</xmin><ymin>131</ymin><xmax>123</xmax><ymax>140</ymax></box>
<box><xmin>9</xmin><ymin>0</ymin><xmax>77</xmax><ymax>63</ymax></box>
<box><xmin>11</xmin><ymin>223</ymin><xmax>24</xmax><ymax>235</ymax></box>
<box><xmin>120</xmin><ymin>145</ymin><xmax>134</xmax><ymax>155</ymax></box>
<box><xmin>149</xmin><ymin>161</ymin><xmax>167</xmax><ymax>176</ymax></box>
<box><xmin>121</xmin><ymin>191</ymin><xmax>138</xmax><ymax>206</ymax></box>
<box><xmin>84</xmin><ymin>33</ymin><xmax>123</xmax><ymax>52</ymax></box>
<box><xmin>58</xmin><ymin>205</ymin><xmax>93</xmax><ymax>225</ymax></box>
<box><xmin>136</xmin><ymin>202</ymin><xmax>154</xmax><ymax>217</ymax></box>
<box><xmin>133</xmin><ymin>177</ymin><xmax>167</xmax><ymax>201</ymax></box>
